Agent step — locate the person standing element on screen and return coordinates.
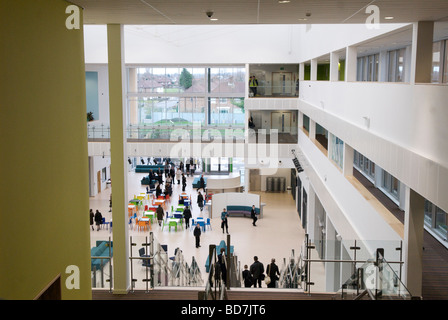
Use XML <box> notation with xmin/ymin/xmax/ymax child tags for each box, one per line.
<box><xmin>182</xmin><ymin>173</ymin><xmax>187</xmax><ymax>192</ymax></box>
<box><xmin>193</xmin><ymin>223</ymin><xmax>201</xmax><ymax>248</ymax></box>
<box><xmin>183</xmin><ymin>205</ymin><xmax>192</xmax><ymax>229</ymax></box>
<box><xmin>89</xmin><ymin>209</ymin><xmax>94</xmax><ymax>231</ymax></box>
<box><xmin>221</xmin><ymin>208</ymin><xmax>229</xmax><ymax>234</ymax></box>
<box><xmin>251</xmin><ymin>205</ymin><xmax>258</xmax><ymax>226</ymax></box>
<box><xmin>186</xmin><ymin>162</ymin><xmax>190</xmax><ymax>176</ymax></box>
<box><xmin>250</xmin><ymin>256</ymin><xmax>264</xmax><ymax>288</ymax></box>
<box><xmin>156</xmin><ymin>204</ymin><xmax>164</xmax><ymax>227</ymax></box>
<box><xmin>242</xmin><ymin>265</ymin><xmax>253</xmax><ymax>288</ymax></box>
<box><xmin>176</xmin><ymin>167</ymin><xmax>182</xmax><ymax>185</ymax></box>
<box><xmin>218</xmin><ymin>247</ymin><xmax>227</xmax><ymax>286</ymax></box>
<box><xmin>198</xmin><ymin>174</ymin><xmax>206</xmax><ymax>192</ymax></box>
<box><xmin>249</xmin><ymin>75</ymin><xmax>258</xmax><ymax>97</ymax></box>
<box><xmin>266</xmin><ymin>258</ymin><xmax>280</xmax><ymax>288</ymax></box>
<box><xmin>197</xmin><ymin>192</ymin><xmax>204</xmax><ymax>212</ymax></box>
<box><xmin>94</xmin><ymin>209</ymin><xmax>103</xmax><ymax>231</ymax></box>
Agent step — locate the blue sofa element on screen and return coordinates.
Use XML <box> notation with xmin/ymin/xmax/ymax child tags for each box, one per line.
<box><xmin>91</xmin><ymin>240</ymin><xmax>113</xmax><ymax>271</ymax></box>
<box><xmin>135</xmin><ymin>164</ymin><xmax>165</xmax><ymax>173</ymax></box>
<box><xmin>205</xmin><ymin>240</ymin><xmax>234</xmax><ymax>272</ymax></box>
<box><xmin>226</xmin><ymin>205</ymin><xmax>259</xmax><ymax>218</ymax></box>
<box><xmin>192</xmin><ymin>177</ymin><xmax>207</xmax><ymax>188</ymax></box>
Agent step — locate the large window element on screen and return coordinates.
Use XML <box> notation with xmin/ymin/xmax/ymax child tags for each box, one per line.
<box><xmin>381</xmin><ymin>170</ymin><xmax>399</xmax><ymax>200</ymax></box>
<box><xmin>432</xmin><ymin>40</ymin><xmax>448</xmax><ymax>84</ymax></box>
<box><xmin>353</xmin><ymin>150</ymin><xmax>375</xmax><ymax>181</ymax></box>
<box><xmin>330</xmin><ymin>134</ymin><xmax>344</xmax><ymax>169</ymax></box>
<box><xmin>357</xmin><ymin>54</ymin><xmax>379</xmax><ymax>81</ymax></box>
<box><xmin>388</xmin><ymin>48</ymin><xmax>406</xmax><ymax>82</ymax></box>
<box><xmin>127</xmin><ymin>66</ymin><xmax>246</xmax><ymax>135</ymax></box>
<box><xmin>425</xmin><ymin>200</ymin><xmax>448</xmax><ymax>241</ymax></box>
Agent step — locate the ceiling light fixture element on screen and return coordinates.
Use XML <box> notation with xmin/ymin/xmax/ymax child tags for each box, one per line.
<box><xmin>278</xmin><ymin>0</ymin><xmax>291</xmax><ymax>3</ymax></box>
<box><xmin>384</xmin><ymin>16</ymin><xmax>394</xmax><ymax>20</ymax></box>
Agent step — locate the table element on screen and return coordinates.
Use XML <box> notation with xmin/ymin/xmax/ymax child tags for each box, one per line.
<box><xmin>143</xmin><ymin>211</ymin><xmax>155</xmax><ymax>223</ymax></box>
<box><xmin>128</xmin><ymin>204</ymin><xmax>137</xmax><ymax>216</ymax></box>
<box><xmin>163</xmin><ymin>218</ymin><xmax>183</xmax><ymax>231</ymax></box>
<box><xmin>193</xmin><ymin>217</ymin><xmax>206</xmax><ymax>232</ymax></box>
<box><xmin>137</xmin><ymin>217</ymin><xmax>151</xmax><ymax>231</ymax></box>
<box><xmin>153</xmin><ymin>199</ymin><xmax>166</xmax><ymax>210</ymax></box>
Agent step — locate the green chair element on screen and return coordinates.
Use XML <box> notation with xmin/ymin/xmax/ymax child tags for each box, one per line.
<box><xmin>169</xmin><ymin>220</ymin><xmax>177</xmax><ymax>231</ymax></box>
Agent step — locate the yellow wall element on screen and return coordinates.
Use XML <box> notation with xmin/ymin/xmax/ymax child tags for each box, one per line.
<box><xmin>0</xmin><ymin>0</ymin><xmax>91</xmax><ymax>299</ymax></box>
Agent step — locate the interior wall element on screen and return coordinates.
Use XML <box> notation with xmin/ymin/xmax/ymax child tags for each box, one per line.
<box><xmin>0</xmin><ymin>0</ymin><xmax>91</xmax><ymax>299</ymax></box>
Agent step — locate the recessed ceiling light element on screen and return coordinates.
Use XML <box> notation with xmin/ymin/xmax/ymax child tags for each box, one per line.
<box><xmin>384</xmin><ymin>16</ymin><xmax>394</xmax><ymax>20</ymax></box>
<box><xmin>210</xmin><ymin>18</ymin><xmax>218</xmax><ymax>21</ymax></box>
<box><xmin>298</xmin><ymin>18</ymin><xmax>307</xmax><ymax>21</ymax></box>
<box><xmin>278</xmin><ymin>0</ymin><xmax>290</xmax><ymax>3</ymax></box>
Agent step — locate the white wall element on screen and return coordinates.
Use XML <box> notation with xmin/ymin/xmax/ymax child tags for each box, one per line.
<box><xmin>123</xmin><ymin>24</ymin><xmax>301</xmax><ymax>64</ymax></box>
<box><xmin>296</xmin><ymin>23</ymin><xmax>409</xmax><ymax>63</ymax></box>
<box><xmin>85</xmin><ymin>64</ymin><xmax>110</xmax><ymax>124</ymax></box>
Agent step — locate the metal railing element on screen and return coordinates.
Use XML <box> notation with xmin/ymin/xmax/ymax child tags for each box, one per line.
<box><xmin>278</xmin><ymin>249</ymin><xmax>305</xmax><ymax>289</ymax></box>
<box><xmin>90</xmin><ymin>237</ymin><xmax>113</xmax><ymax>292</ymax></box>
<box><xmin>203</xmin><ymin>244</ymin><xmax>228</xmax><ymax>300</ymax></box>
<box><xmin>129</xmin><ymin>233</ymin><xmax>203</xmax><ymax>292</ymax></box>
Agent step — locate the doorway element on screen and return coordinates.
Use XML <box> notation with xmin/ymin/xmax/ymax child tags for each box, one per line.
<box><xmin>272</xmin><ymin>72</ymin><xmax>293</xmax><ymax>96</ymax></box>
<box><xmin>271</xmin><ymin>111</ymin><xmax>291</xmax><ymax>133</ymax></box>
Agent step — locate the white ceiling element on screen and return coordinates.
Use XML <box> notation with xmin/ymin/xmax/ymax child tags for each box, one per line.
<box><xmin>73</xmin><ymin>0</ymin><xmax>448</xmax><ymax>25</ymax></box>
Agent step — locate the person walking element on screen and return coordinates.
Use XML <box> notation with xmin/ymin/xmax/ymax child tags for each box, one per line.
<box><xmin>221</xmin><ymin>208</ymin><xmax>229</xmax><ymax>234</ymax></box>
<box><xmin>242</xmin><ymin>265</ymin><xmax>253</xmax><ymax>288</ymax></box>
<box><xmin>250</xmin><ymin>256</ymin><xmax>264</xmax><ymax>288</ymax></box>
<box><xmin>94</xmin><ymin>209</ymin><xmax>103</xmax><ymax>231</ymax></box>
<box><xmin>197</xmin><ymin>191</ymin><xmax>204</xmax><ymax>212</ymax></box>
<box><xmin>183</xmin><ymin>205</ymin><xmax>192</xmax><ymax>229</ymax></box>
<box><xmin>156</xmin><ymin>204</ymin><xmax>164</xmax><ymax>227</ymax></box>
<box><xmin>251</xmin><ymin>205</ymin><xmax>258</xmax><ymax>226</ymax></box>
<box><xmin>193</xmin><ymin>223</ymin><xmax>201</xmax><ymax>248</ymax></box>
<box><xmin>266</xmin><ymin>258</ymin><xmax>280</xmax><ymax>288</ymax></box>
<box><xmin>89</xmin><ymin>209</ymin><xmax>94</xmax><ymax>231</ymax></box>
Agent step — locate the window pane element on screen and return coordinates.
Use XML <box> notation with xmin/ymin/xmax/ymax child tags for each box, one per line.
<box><xmin>435</xmin><ymin>207</ymin><xmax>447</xmax><ymax>238</ymax></box>
<box><xmin>444</xmin><ymin>40</ymin><xmax>448</xmax><ymax>84</ymax></box>
<box><xmin>424</xmin><ymin>200</ymin><xmax>434</xmax><ymax>226</ymax></box>
<box><xmin>432</xmin><ymin>41</ymin><xmax>442</xmax><ymax>83</ymax></box>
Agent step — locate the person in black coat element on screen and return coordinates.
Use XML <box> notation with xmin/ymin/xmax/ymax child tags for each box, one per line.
<box><xmin>250</xmin><ymin>256</ymin><xmax>264</xmax><ymax>288</ymax></box>
<box><xmin>197</xmin><ymin>192</ymin><xmax>204</xmax><ymax>212</ymax></box>
<box><xmin>193</xmin><ymin>223</ymin><xmax>201</xmax><ymax>248</ymax></box>
<box><xmin>182</xmin><ymin>173</ymin><xmax>187</xmax><ymax>192</ymax></box>
<box><xmin>198</xmin><ymin>174</ymin><xmax>205</xmax><ymax>192</ymax></box>
<box><xmin>94</xmin><ymin>209</ymin><xmax>103</xmax><ymax>231</ymax></box>
<box><xmin>266</xmin><ymin>258</ymin><xmax>280</xmax><ymax>288</ymax></box>
<box><xmin>218</xmin><ymin>247</ymin><xmax>227</xmax><ymax>285</ymax></box>
<box><xmin>183</xmin><ymin>206</ymin><xmax>192</xmax><ymax>229</ymax></box>
<box><xmin>242</xmin><ymin>265</ymin><xmax>253</xmax><ymax>287</ymax></box>
<box><xmin>251</xmin><ymin>205</ymin><xmax>258</xmax><ymax>226</ymax></box>
<box><xmin>89</xmin><ymin>209</ymin><xmax>94</xmax><ymax>231</ymax></box>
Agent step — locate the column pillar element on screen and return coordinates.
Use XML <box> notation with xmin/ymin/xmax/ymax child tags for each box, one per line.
<box><xmin>128</xmin><ymin>68</ymin><xmax>138</xmax><ymax>126</ymax></box>
<box><xmin>310</xmin><ymin>59</ymin><xmax>318</xmax><ymax>81</ymax></box>
<box><xmin>345</xmin><ymin>46</ymin><xmax>358</xmax><ymax>82</ymax></box>
<box><xmin>329</xmin><ymin>52</ymin><xmax>340</xmax><ymax>82</ymax></box>
<box><xmin>410</xmin><ymin>21</ymin><xmax>434</xmax><ymax>84</ymax></box>
<box><xmin>342</xmin><ymin>143</ymin><xmax>354</xmax><ymax>177</ymax></box>
<box><xmin>403</xmin><ymin>187</ymin><xmax>425</xmax><ymax>298</ymax></box>
<box><xmin>107</xmin><ymin>24</ymin><xmax>130</xmax><ymax>294</ymax></box>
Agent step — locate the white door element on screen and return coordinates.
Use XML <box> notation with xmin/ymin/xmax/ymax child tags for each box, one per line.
<box><xmin>271</xmin><ymin>112</ymin><xmax>291</xmax><ymax>133</ymax></box>
<box><xmin>272</xmin><ymin>72</ymin><xmax>293</xmax><ymax>95</ymax></box>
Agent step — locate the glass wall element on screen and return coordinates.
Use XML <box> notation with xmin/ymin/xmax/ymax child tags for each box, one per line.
<box><xmin>425</xmin><ymin>200</ymin><xmax>448</xmax><ymax>241</ymax></box>
<box><xmin>126</xmin><ymin>65</ymin><xmax>245</xmax><ymax>139</ymax></box>
<box><xmin>431</xmin><ymin>40</ymin><xmax>448</xmax><ymax>84</ymax></box>
<box><xmin>387</xmin><ymin>48</ymin><xmax>406</xmax><ymax>82</ymax></box>
<box><xmin>353</xmin><ymin>150</ymin><xmax>375</xmax><ymax>181</ymax></box>
<box><xmin>330</xmin><ymin>134</ymin><xmax>344</xmax><ymax>169</ymax></box>
<box><xmin>357</xmin><ymin>54</ymin><xmax>379</xmax><ymax>81</ymax></box>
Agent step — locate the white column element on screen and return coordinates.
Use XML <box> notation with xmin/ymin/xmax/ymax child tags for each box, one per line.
<box><xmin>329</xmin><ymin>52</ymin><xmax>340</xmax><ymax>82</ymax></box>
<box><xmin>345</xmin><ymin>46</ymin><xmax>358</xmax><ymax>82</ymax></box>
<box><xmin>107</xmin><ymin>24</ymin><xmax>130</xmax><ymax>295</ymax></box>
<box><xmin>342</xmin><ymin>143</ymin><xmax>354</xmax><ymax>177</ymax></box>
<box><xmin>310</xmin><ymin>59</ymin><xmax>318</xmax><ymax>81</ymax></box>
<box><xmin>403</xmin><ymin>186</ymin><xmax>425</xmax><ymax>298</ymax></box>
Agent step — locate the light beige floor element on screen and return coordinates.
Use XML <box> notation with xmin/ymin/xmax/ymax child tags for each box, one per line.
<box><xmin>89</xmin><ymin>170</ymin><xmax>326</xmax><ymax>292</ymax></box>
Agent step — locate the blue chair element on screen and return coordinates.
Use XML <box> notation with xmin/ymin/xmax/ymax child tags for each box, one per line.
<box><xmin>139</xmin><ymin>248</ymin><xmax>151</xmax><ymax>267</ymax></box>
<box><xmin>205</xmin><ymin>218</ymin><xmax>212</xmax><ymax>231</ymax></box>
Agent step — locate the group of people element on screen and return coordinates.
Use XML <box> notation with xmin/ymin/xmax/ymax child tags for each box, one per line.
<box><xmin>89</xmin><ymin>209</ymin><xmax>103</xmax><ymax>231</ymax></box>
<box><xmin>242</xmin><ymin>256</ymin><xmax>280</xmax><ymax>288</ymax></box>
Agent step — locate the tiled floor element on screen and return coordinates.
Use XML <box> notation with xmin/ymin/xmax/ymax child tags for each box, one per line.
<box><xmin>89</xmin><ymin>169</ymin><xmax>327</xmax><ymax>292</ymax></box>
